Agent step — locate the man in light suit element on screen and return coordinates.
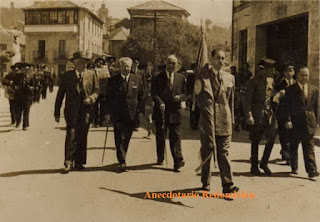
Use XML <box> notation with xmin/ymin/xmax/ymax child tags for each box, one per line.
<box><xmin>54</xmin><ymin>51</ymin><xmax>99</xmax><ymax>173</ymax></box>
<box><xmin>105</xmin><ymin>57</ymin><xmax>144</xmax><ymax>172</ymax></box>
<box><xmin>152</xmin><ymin>55</ymin><xmax>186</xmax><ymax>172</ymax></box>
<box><xmin>283</xmin><ymin>67</ymin><xmax>319</xmax><ymax>178</ymax></box>
<box><xmin>195</xmin><ymin>49</ymin><xmax>239</xmax><ymax>193</ymax></box>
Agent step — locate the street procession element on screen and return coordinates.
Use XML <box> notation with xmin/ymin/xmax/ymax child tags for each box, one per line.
<box><xmin>0</xmin><ymin>0</ymin><xmax>320</xmax><ymax>221</ymax></box>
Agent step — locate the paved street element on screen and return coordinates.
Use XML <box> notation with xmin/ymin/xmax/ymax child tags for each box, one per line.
<box><xmin>0</xmin><ymin>87</ymin><xmax>319</xmax><ymax>222</ymax></box>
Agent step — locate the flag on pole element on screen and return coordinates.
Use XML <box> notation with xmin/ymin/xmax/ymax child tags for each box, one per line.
<box><xmin>192</xmin><ymin>21</ymin><xmax>209</xmax><ymax>112</ymax></box>
<box><xmin>196</xmin><ymin>21</ymin><xmax>209</xmax><ymax>74</ymax></box>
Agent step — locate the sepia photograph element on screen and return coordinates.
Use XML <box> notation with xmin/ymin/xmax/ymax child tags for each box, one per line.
<box><xmin>0</xmin><ymin>0</ymin><xmax>319</xmax><ymax>221</ymax></box>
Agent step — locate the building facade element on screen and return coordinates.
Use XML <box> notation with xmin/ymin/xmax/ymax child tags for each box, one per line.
<box><xmin>23</xmin><ymin>1</ymin><xmax>103</xmax><ymax>75</ymax></box>
<box><xmin>127</xmin><ymin>0</ymin><xmax>190</xmax><ymax>32</ymax></box>
<box><xmin>232</xmin><ymin>0</ymin><xmax>319</xmax><ymax>87</ymax></box>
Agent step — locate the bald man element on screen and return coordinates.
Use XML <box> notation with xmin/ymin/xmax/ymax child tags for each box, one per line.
<box><xmin>152</xmin><ymin>55</ymin><xmax>186</xmax><ymax>172</ymax></box>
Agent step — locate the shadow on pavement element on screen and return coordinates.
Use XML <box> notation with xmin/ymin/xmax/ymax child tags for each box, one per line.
<box><xmin>87</xmin><ymin>146</ymin><xmax>116</xmax><ymax>150</ymax></box>
<box><xmin>0</xmin><ymin>163</ymin><xmax>120</xmax><ymax>177</ymax></box>
<box><xmin>99</xmin><ymin>187</ymin><xmax>233</xmax><ymax>208</ymax></box>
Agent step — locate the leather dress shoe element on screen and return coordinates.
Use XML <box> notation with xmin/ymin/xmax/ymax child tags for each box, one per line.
<box><xmin>74</xmin><ymin>163</ymin><xmax>85</xmax><ymax>171</ymax></box>
<box><xmin>260</xmin><ymin>164</ymin><xmax>272</xmax><ymax>175</ymax></box>
<box><xmin>173</xmin><ymin>160</ymin><xmax>185</xmax><ymax>172</ymax></box>
<box><xmin>201</xmin><ymin>184</ymin><xmax>210</xmax><ymax>191</ymax></box>
<box><xmin>250</xmin><ymin>166</ymin><xmax>261</xmax><ymax>176</ymax></box>
<box><xmin>291</xmin><ymin>170</ymin><xmax>298</xmax><ymax>175</ymax></box>
<box><xmin>156</xmin><ymin>160</ymin><xmax>164</xmax><ymax>165</ymax></box>
<box><xmin>119</xmin><ymin>163</ymin><xmax>126</xmax><ymax>172</ymax></box>
<box><xmin>62</xmin><ymin>164</ymin><xmax>72</xmax><ymax>174</ymax></box>
<box><xmin>223</xmin><ymin>185</ymin><xmax>239</xmax><ymax>194</ymax></box>
<box><xmin>308</xmin><ymin>171</ymin><xmax>319</xmax><ymax>178</ymax></box>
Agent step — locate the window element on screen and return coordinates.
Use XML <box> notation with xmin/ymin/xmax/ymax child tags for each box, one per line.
<box><xmin>66</xmin><ymin>10</ymin><xmax>74</xmax><ymax>24</ymax></box>
<box><xmin>74</xmin><ymin>10</ymin><xmax>78</xmax><ymax>23</ymax></box>
<box><xmin>41</xmin><ymin>11</ymin><xmax>49</xmax><ymax>24</ymax></box>
<box><xmin>34</xmin><ymin>11</ymin><xmax>41</xmax><ymax>24</ymax></box>
<box><xmin>0</xmin><ymin>44</ymin><xmax>7</xmax><ymax>51</ymax></box>
<box><xmin>25</xmin><ymin>11</ymin><xmax>33</xmax><ymax>24</ymax></box>
<box><xmin>38</xmin><ymin>40</ymin><xmax>46</xmax><ymax>59</ymax></box>
<box><xmin>58</xmin><ymin>11</ymin><xmax>66</xmax><ymax>24</ymax></box>
<box><xmin>88</xmin><ymin>17</ymin><xmax>90</xmax><ymax>31</ymax></box>
<box><xmin>50</xmin><ymin>11</ymin><xmax>58</xmax><ymax>23</ymax></box>
<box><xmin>59</xmin><ymin>40</ymin><xmax>66</xmax><ymax>57</ymax></box>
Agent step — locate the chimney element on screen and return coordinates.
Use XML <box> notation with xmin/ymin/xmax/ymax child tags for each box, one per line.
<box><xmin>10</xmin><ymin>1</ymin><xmax>14</xmax><ymax>9</ymax></box>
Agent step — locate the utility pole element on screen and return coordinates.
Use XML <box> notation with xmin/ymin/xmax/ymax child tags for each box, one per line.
<box><xmin>153</xmin><ymin>10</ymin><xmax>157</xmax><ymax>72</ymax></box>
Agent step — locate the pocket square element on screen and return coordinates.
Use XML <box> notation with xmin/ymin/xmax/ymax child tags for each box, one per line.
<box><xmin>133</xmin><ymin>86</ymin><xmax>138</xmax><ymax>89</ymax></box>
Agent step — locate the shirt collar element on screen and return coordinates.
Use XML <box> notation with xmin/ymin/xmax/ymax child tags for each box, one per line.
<box><xmin>211</xmin><ymin>67</ymin><xmax>222</xmax><ymax>76</ymax></box>
<box><xmin>121</xmin><ymin>73</ymin><xmax>130</xmax><ymax>81</ymax></box>
<box><xmin>298</xmin><ymin>81</ymin><xmax>307</xmax><ymax>90</ymax></box>
<box><xmin>166</xmin><ymin>69</ymin><xmax>174</xmax><ymax>78</ymax></box>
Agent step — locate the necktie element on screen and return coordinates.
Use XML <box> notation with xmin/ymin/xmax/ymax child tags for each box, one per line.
<box><xmin>169</xmin><ymin>73</ymin><xmax>173</xmax><ymax>90</ymax></box>
<box><xmin>302</xmin><ymin>84</ymin><xmax>307</xmax><ymax>104</ymax></box>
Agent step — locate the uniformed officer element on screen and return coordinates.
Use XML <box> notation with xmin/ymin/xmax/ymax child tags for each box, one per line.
<box><xmin>33</xmin><ymin>65</ymin><xmax>43</xmax><ymax>103</ymax></box>
<box><xmin>13</xmin><ymin>63</ymin><xmax>35</xmax><ymax>130</ymax></box>
<box><xmin>195</xmin><ymin>49</ymin><xmax>239</xmax><ymax>193</ymax></box>
<box><xmin>2</xmin><ymin>63</ymin><xmax>19</xmax><ymax>125</ymax></box>
<box><xmin>41</xmin><ymin>64</ymin><xmax>50</xmax><ymax>100</ymax></box>
<box><xmin>244</xmin><ymin>58</ymin><xmax>276</xmax><ymax>175</ymax></box>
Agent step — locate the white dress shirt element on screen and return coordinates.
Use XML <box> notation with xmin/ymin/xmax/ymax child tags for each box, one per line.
<box><xmin>166</xmin><ymin>70</ymin><xmax>174</xmax><ymax>88</ymax></box>
<box><xmin>298</xmin><ymin>81</ymin><xmax>308</xmax><ymax>99</ymax></box>
<box><xmin>121</xmin><ymin>73</ymin><xmax>130</xmax><ymax>82</ymax></box>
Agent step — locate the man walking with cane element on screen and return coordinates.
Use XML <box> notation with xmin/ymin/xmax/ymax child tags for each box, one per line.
<box><xmin>54</xmin><ymin>51</ymin><xmax>99</xmax><ymax>173</ymax></box>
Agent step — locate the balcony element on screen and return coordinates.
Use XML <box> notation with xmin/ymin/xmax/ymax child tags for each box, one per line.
<box><xmin>24</xmin><ymin>24</ymin><xmax>78</xmax><ymax>33</ymax></box>
<box><xmin>32</xmin><ymin>50</ymin><xmax>48</xmax><ymax>63</ymax></box>
<box><xmin>53</xmin><ymin>50</ymin><xmax>70</xmax><ymax>62</ymax></box>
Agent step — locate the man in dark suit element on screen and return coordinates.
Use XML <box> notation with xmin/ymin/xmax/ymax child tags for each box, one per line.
<box><xmin>105</xmin><ymin>57</ymin><xmax>144</xmax><ymax>172</ymax></box>
<box><xmin>41</xmin><ymin>64</ymin><xmax>50</xmax><ymax>100</ymax></box>
<box><xmin>283</xmin><ymin>67</ymin><xmax>319</xmax><ymax>178</ymax></box>
<box><xmin>151</xmin><ymin>55</ymin><xmax>186</xmax><ymax>172</ymax></box>
<box><xmin>54</xmin><ymin>51</ymin><xmax>99</xmax><ymax>173</ymax></box>
<box><xmin>273</xmin><ymin>62</ymin><xmax>296</xmax><ymax>164</ymax></box>
<box><xmin>195</xmin><ymin>49</ymin><xmax>239</xmax><ymax>193</ymax></box>
<box><xmin>245</xmin><ymin>58</ymin><xmax>277</xmax><ymax>176</ymax></box>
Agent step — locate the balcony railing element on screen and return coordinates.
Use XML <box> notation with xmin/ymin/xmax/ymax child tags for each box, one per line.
<box><xmin>32</xmin><ymin>50</ymin><xmax>48</xmax><ymax>63</ymax></box>
<box><xmin>53</xmin><ymin>50</ymin><xmax>70</xmax><ymax>61</ymax></box>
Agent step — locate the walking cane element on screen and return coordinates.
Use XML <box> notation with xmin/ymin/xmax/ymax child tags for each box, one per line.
<box><xmin>161</xmin><ymin>111</ymin><xmax>168</xmax><ymax>166</ymax></box>
<box><xmin>101</xmin><ymin>118</ymin><xmax>109</xmax><ymax>164</ymax></box>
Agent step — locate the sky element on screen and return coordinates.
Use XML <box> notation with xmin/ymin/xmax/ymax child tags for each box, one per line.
<box><xmin>1</xmin><ymin>0</ymin><xmax>233</xmax><ymax>27</ymax></box>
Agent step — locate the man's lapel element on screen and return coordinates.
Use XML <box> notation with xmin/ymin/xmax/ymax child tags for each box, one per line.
<box><xmin>73</xmin><ymin>70</ymin><xmax>81</xmax><ymax>94</ymax></box>
<box><xmin>307</xmin><ymin>84</ymin><xmax>312</xmax><ymax>106</ymax></box>
<box><xmin>295</xmin><ymin>83</ymin><xmax>305</xmax><ymax>105</ymax></box>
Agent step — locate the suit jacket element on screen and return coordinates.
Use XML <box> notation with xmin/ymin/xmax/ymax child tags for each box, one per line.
<box><xmin>105</xmin><ymin>73</ymin><xmax>144</xmax><ymax>126</ymax></box>
<box><xmin>13</xmin><ymin>72</ymin><xmax>35</xmax><ymax>103</ymax></box>
<box><xmin>151</xmin><ymin>70</ymin><xmax>186</xmax><ymax>123</ymax></box>
<box><xmin>244</xmin><ymin>72</ymin><xmax>274</xmax><ymax>126</ymax></box>
<box><xmin>54</xmin><ymin>69</ymin><xmax>99</xmax><ymax>125</ymax></box>
<box><xmin>196</xmin><ymin>64</ymin><xmax>234</xmax><ymax>136</ymax></box>
<box><xmin>282</xmin><ymin>83</ymin><xmax>318</xmax><ymax>135</ymax></box>
<box><xmin>274</xmin><ymin>77</ymin><xmax>296</xmax><ymax>120</ymax></box>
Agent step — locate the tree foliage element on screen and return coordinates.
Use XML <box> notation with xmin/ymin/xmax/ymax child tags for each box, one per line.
<box><xmin>121</xmin><ymin>19</ymin><xmax>201</xmax><ymax>69</ymax></box>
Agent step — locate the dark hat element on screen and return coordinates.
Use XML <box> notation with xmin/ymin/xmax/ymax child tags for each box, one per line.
<box><xmin>261</xmin><ymin>57</ymin><xmax>275</xmax><ymax>68</ymax></box>
<box><xmin>132</xmin><ymin>57</ymin><xmax>140</xmax><ymax>62</ymax></box>
<box><xmin>70</xmin><ymin>51</ymin><xmax>91</xmax><ymax>62</ymax></box>
<box><xmin>11</xmin><ymin>62</ymin><xmax>22</xmax><ymax>70</ymax></box>
<box><xmin>106</xmin><ymin>56</ymin><xmax>115</xmax><ymax>62</ymax></box>
<box><xmin>22</xmin><ymin>63</ymin><xmax>31</xmax><ymax>69</ymax></box>
<box><xmin>95</xmin><ymin>58</ymin><xmax>105</xmax><ymax>65</ymax></box>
